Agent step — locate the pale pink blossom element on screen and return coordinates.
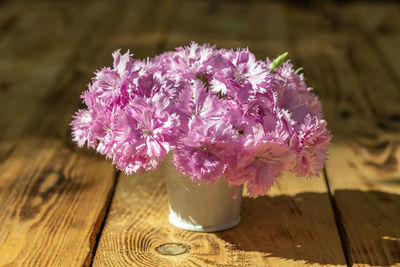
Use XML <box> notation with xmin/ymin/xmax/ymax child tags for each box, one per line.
<box><xmin>225</xmin><ymin>142</ymin><xmax>295</xmax><ymax>197</ymax></box>
<box><xmin>71</xmin><ymin>44</ymin><xmax>332</xmax><ymax>197</ymax></box>
<box><xmin>174</xmin><ymin>120</ymin><xmax>237</xmax><ymax>184</ymax></box>
<box><xmin>290</xmin><ymin>114</ymin><xmax>331</xmax><ymax>177</ymax></box>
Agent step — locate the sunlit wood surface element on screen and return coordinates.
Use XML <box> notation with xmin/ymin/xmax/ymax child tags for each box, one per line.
<box><xmin>0</xmin><ymin>0</ymin><xmax>399</xmax><ymax>266</ymax></box>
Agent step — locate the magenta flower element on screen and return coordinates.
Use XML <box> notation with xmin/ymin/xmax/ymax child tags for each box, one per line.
<box><xmin>211</xmin><ymin>48</ymin><xmax>267</xmax><ymax>103</ymax></box>
<box><xmin>161</xmin><ymin>42</ymin><xmax>217</xmax><ymax>81</ymax></box>
<box><xmin>245</xmin><ymin>142</ymin><xmax>295</xmax><ymax>197</ymax></box>
<box><xmin>88</xmin><ymin>50</ymin><xmax>134</xmax><ymax>108</ymax></box>
<box><xmin>71</xmin><ymin>103</ymin><xmax>116</xmax><ymax>151</ymax></box>
<box><xmin>272</xmin><ymin>60</ymin><xmax>323</xmax><ymax>121</ymax></box>
<box><xmin>71</xmin><ymin>109</ymin><xmax>96</xmax><ymax>148</ymax></box>
<box><xmin>71</xmin><ymin>44</ymin><xmax>332</xmax><ymax>197</ymax></box>
<box><xmin>174</xmin><ymin>120</ymin><xmax>237</xmax><ymax>184</ymax></box>
<box><xmin>225</xmin><ymin>142</ymin><xmax>295</xmax><ymax>198</ymax></box>
<box><xmin>290</xmin><ymin>114</ymin><xmax>331</xmax><ymax>177</ymax></box>
<box><xmin>112</xmin><ymin>94</ymin><xmax>180</xmax><ymax>174</ymax></box>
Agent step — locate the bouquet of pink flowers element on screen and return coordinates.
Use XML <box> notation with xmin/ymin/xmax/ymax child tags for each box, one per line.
<box><xmin>71</xmin><ymin>42</ymin><xmax>331</xmax><ymax>197</ymax></box>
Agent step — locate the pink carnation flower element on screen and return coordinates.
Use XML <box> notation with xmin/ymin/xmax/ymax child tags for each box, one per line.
<box><xmin>161</xmin><ymin>42</ymin><xmax>217</xmax><ymax>81</ymax></box>
<box><xmin>290</xmin><ymin>114</ymin><xmax>331</xmax><ymax>177</ymax></box>
<box><xmin>225</xmin><ymin>142</ymin><xmax>295</xmax><ymax>198</ymax></box>
<box><xmin>272</xmin><ymin>60</ymin><xmax>323</xmax><ymax>121</ymax></box>
<box><xmin>112</xmin><ymin>94</ymin><xmax>179</xmax><ymax>174</ymax></box>
<box><xmin>211</xmin><ymin>48</ymin><xmax>267</xmax><ymax>103</ymax></box>
<box><xmin>71</xmin><ymin>43</ymin><xmax>332</xmax><ymax>197</ymax></box>
<box><xmin>88</xmin><ymin>50</ymin><xmax>134</xmax><ymax>108</ymax></box>
<box><xmin>174</xmin><ymin>120</ymin><xmax>237</xmax><ymax>184</ymax></box>
<box><xmin>71</xmin><ymin>109</ymin><xmax>96</xmax><ymax>148</ymax></box>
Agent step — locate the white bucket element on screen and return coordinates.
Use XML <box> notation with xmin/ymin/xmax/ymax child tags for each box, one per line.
<box><xmin>163</xmin><ymin>155</ymin><xmax>243</xmax><ymax>232</ymax></box>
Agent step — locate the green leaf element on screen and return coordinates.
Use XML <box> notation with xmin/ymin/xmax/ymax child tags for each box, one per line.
<box><xmin>269</xmin><ymin>52</ymin><xmax>288</xmax><ymax>71</ymax></box>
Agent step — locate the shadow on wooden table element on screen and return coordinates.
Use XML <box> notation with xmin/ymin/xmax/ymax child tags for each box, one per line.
<box><xmin>216</xmin><ymin>190</ymin><xmax>400</xmax><ymax>266</ymax></box>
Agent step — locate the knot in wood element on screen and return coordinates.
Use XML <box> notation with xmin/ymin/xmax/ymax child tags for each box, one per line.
<box><xmin>155</xmin><ymin>243</ymin><xmax>189</xmax><ymax>256</ymax></box>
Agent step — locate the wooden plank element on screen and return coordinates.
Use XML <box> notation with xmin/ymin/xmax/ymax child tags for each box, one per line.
<box><xmin>94</xmin><ymin>1</ymin><xmax>346</xmax><ymax>266</ymax></box>
<box><xmin>0</xmin><ymin>138</ymin><xmax>115</xmax><ymax>266</ymax></box>
<box><xmin>0</xmin><ymin>1</ymin><xmax>131</xmax><ymax>266</ymax></box>
<box><xmin>326</xmin><ymin>139</ymin><xmax>400</xmax><ymax>266</ymax></box>
<box><xmin>93</xmin><ymin>171</ymin><xmax>346</xmax><ymax>266</ymax></box>
<box><xmin>329</xmin><ymin>4</ymin><xmax>400</xmax><ymax>266</ymax></box>
<box><xmin>0</xmin><ymin>2</ymin><xmax>26</xmax><ymax>42</ymax></box>
<box><xmin>283</xmin><ymin>3</ymin><xmax>377</xmax><ymax>140</ymax></box>
<box><xmin>0</xmin><ymin>0</ymin><xmax>175</xmax><ymax>265</ymax></box>
<box><xmin>23</xmin><ymin>0</ymin><xmax>167</xmax><ymax>142</ymax></box>
<box><xmin>341</xmin><ymin>2</ymin><xmax>400</xmax><ymax>135</ymax></box>
<box><xmin>341</xmin><ymin>2</ymin><xmax>400</xmax><ymax>87</ymax></box>
<box><xmin>287</xmin><ymin>2</ymin><xmax>400</xmax><ymax>266</ymax></box>
<box><xmin>166</xmin><ymin>0</ymin><xmax>288</xmax><ymax>57</ymax></box>
<box><xmin>168</xmin><ymin>0</ymin><xmax>287</xmax><ymax>40</ymax></box>
<box><xmin>0</xmin><ymin>1</ymin><xmax>114</xmax><ymax>140</ymax></box>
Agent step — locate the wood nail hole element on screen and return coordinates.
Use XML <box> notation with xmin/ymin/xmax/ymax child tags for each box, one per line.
<box><xmin>155</xmin><ymin>243</ymin><xmax>189</xmax><ymax>256</ymax></box>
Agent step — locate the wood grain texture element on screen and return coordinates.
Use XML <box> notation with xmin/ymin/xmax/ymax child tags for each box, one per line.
<box><xmin>165</xmin><ymin>0</ymin><xmax>289</xmax><ymax>58</ymax></box>
<box><xmin>0</xmin><ymin>0</ymin><xmax>179</xmax><ymax>266</ymax></box>
<box><xmin>22</xmin><ymin>0</ymin><xmax>174</xmax><ymax>142</ymax></box>
<box><xmin>0</xmin><ymin>2</ymin><xmax>26</xmax><ymax>42</ymax></box>
<box><xmin>342</xmin><ymin>2</ymin><xmax>400</xmax><ymax>136</ymax></box>
<box><xmin>326</xmin><ymin>140</ymin><xmax>400</xmax><ymax>266</ymax></box>
<box><xmin>0</xmin><ymin>0</ymin><xmax>178</xmax><ymax>265</ymax></box>
<box><xmin>0</xmin><ymin>1</ymin><xmax>114</xmax><ymax>140</ymax></box>
<box><xmin>93</xmin><ymin>165</ymin><xmax>346</xmax><ymax>266</ymax></box>
<box><xmin>0</xmin><ymin>1</ymin><xmax>122</xmax><ymax>266</ymax></box>
<box><xmin>286</xmin><ymin>3</ymin><xmax>400</xmax><ymax>266</ymax></box>
<box><xmin>341</xmin><ymin>2</ymin><xmax>400</xmax><ymax>88</ymax></box>
<box><xmin>21</xmin><ymin>0</ymin><xmax>127</xmax><ymax>141</ymax></box>
<box><xmin>0</xmin><ymin>139</ymin><xmax>115</xmax><ymax>266</ymax></box>
<box><xmin>324</xmin><ymin>7</ymin><xmax>400</xmax><ymax>265</ymax></box>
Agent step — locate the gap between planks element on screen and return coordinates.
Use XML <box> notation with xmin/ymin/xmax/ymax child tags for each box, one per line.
<box><xmin>86</xmin><ymin>171</ymin><xmax>121</xmax><ymax>267</ymax></box>
<box><xmin>323</xmin><ymin>167</ymin><xmax>351</xmax><ymax>267</ymax></box>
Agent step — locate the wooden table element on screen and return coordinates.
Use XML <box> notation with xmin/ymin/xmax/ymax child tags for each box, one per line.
<box><xmin>1</xmin><ymin>0</ymin><xmax>399</xmax><ymax>266</ymax></box>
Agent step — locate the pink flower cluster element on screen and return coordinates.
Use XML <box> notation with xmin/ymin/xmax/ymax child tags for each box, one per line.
<box><xmin>71</xmin><ymin>42</ymin><xmax>331</xmax><ymax>197</ymax></box>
